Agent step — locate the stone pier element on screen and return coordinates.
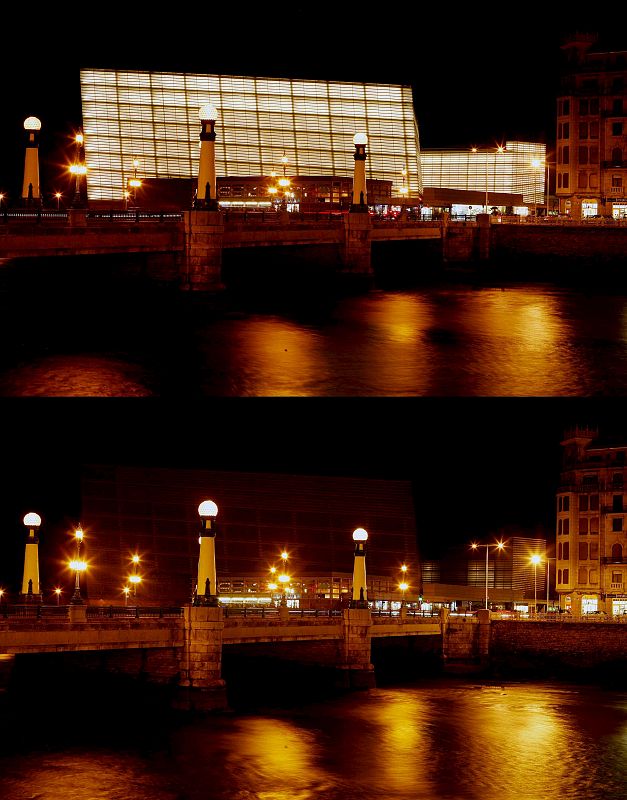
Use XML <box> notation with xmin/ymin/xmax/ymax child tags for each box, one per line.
<box><xmin>336</xmin><ymin>607</ymin><xmax>376</xmax><ymax>689</ymax></box>
<box><xmin>342</xmin><ymin>212</ymin><xmax>374</xmax><ymax>277</ymax></box>
<box><xmin>182</xmin><ymin>210</ymin><xmax>225</xmax><ymax>291</ymax></box>
<box><xmin>176</xmin><ymin>605</ymin><xmax>228</xmax><ymax>711</ymax></box>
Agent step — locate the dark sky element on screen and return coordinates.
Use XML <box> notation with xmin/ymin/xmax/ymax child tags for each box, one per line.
<box><xmin>1</xmin><ymin>397</ymin><xmax>626</xmax><ymax>592</ymax></box>
<box><xmin>2</xmin><ymin>7</ymin><xmax>627</xmax><ymax>197</ymax></box>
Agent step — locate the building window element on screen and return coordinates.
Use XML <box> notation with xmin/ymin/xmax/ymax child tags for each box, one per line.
<box><xmin>558</xmin><ymin>568</ymin><xmax>562</xmax><ymax>584</ymax></box>
<box><xmin>563</xmin><ymin>146</ymin><xmax>570</xmax><ymax>165</ymax></box>
<box><xmin>590</xmin><ymin>495</ymin><xmax>599</xmax><ymax>511</ymax></box>
<box><xmin>580</xmin><ymin>495</ymin><xmax>589</xmax><ymax>511</ymax></box>
<box><xmin>590</xmin><ymin>122</ymin><xmax>599</xmax><ymax>139</ymax></box>
<box><xmin>563</xmin><ymin>542</ymin><xmax>570</xmax><ymax>559</ymax></box>
<box><xmin>558</xmin><ymin>518</ymin><xmax>563</xmax><ymax>535</ymax></box>
<box><xmin>590</xmin><ymin>542</ymin><xmax>599</xmax><ymax>559</ymax></box>
<box><xmin>579</xmin><ymin>542</ymin><xmax>589</xmax><ymax>560</ymax></box>
<box><xmin>613</xmin><ymin>495</ymin><xmax>624</xmax><ymax>512</ymax></box>
<box><xmin>579</xmin><ymin>517</ymin><xmax>589</xmax><ymax>534</ymax></box>
<box><xmin>563</xmin><ymin>122</ymin><xmax>570</xmax><ymax>139</ymax></box>
<box><xmin>578</xmin><ymin>173</ymin><xmax>588</xmax><ymax>189</ymax></box>
<box><xmin>590</xmin><ymin>517</ymin><xmax>599</xmax><ymax>534</ymax></box>
<box><xmin>563</xmin><ymin>173</ymin><xmax>570</xmax><ymax>189</ymax></box>
<box><xmin>612</xmin><ymin>99</ymin><xmax>624</xmax><ymax>116</ymax></box>
<box><xmin>564</xmin><ymin>496</ymin><xmax>570</xmax><ymax>511</ymax></box>
<box><xmin>558</xmin><ymin>542</ymin><xmax>563</xmax><ymax>559</ymax></box>
<box><xmin>563</xmin><ymin>568</ymin><xmax>569</xmax><ymax>583</ymax></box>
<box><xmin>589</xmin><ymin>570</ymin><xmax>598</xmax><ymax>584</ymax></box>
<box><xmin>558</xmin><ymin>173</ymin><xmax>562</xmax><ymax>189</ymax></box>
<box><xmin>612</xmin><ymin>122</ymin><xmax>623</xmax><ymax>136</ymax></box>
<box><xmin>583</xmin><ymin>474</ymin><xmax>598</xmax><ymax>486</ymax></box>
<box><xmin>590</xmin><ymin>98</ymin><xmax>599</xmax><ymax>115</ymax></box>
<box><xmin>612</xmin><ymin>571</ymin><xmax>622</xmax><ymax>584</ymax></box>
<box><xmin>579</xmin><ymin>122</ymin><xmax>589</xmax><ymax>140</ymax></box>
<box><xmin>563</xmin><ymin>100</ymin><xmax>570</xmax><ymax>116</ymax></box>
<box><xmin>578</xmin><ymin>567</ymin><xmax>588</xmax><ymax>583</ymax></box>
<box><xmin>579</xmin><ymin>99</ymin><xmax>589</xmax><ymax>116</ymax></box>
<box><xmin>579</xmin><ymin>146</ymin><xmax>589</xmax><ymax>164</ymax></box>
<box><xmin>612</xmin><ymin>147</ymin><xmax>623</xmax><ymax>164</ymax></box>
<box><xmin>612</xmin><ymin>175</ymin><xmax>623</xmax><ymax>189</ymax></box>
<box><xmin>581</xmin><ymin>79</ymin><xmax>598</xmax><ymax>91</ymax></box>
<box><xmin>590</xmin><ymin>146</ymin><xmax>599</xmax><ymax>163</ymax></box>
<box><xmin>564</xmin><ymin>519</ymin><xmax>570</xmax><ymax>535</ymax></box>
<box><xmin>612</xmin><ymin>77</ymin><xmax>624</xmax><ymax>92</ymax></box>
<box><xmin>612</xmin><ymin>517</ymin><xmax>623</xmax><ymax>532</ymax></box>
<box><xmin>611</xmin><ymin>543</ymin><xmax>623</xmax><ymax>560</ymax></box>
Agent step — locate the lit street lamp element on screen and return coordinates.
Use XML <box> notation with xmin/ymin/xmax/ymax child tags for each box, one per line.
<box><xmin>54</xmin><ymin>192</ymin><xmax>62</xmax><ymax>210</ymax></box>
<box><xmin>195</xmin><ymin>499</ymin><xmax>219</xmax><ymax>605</ymax></box>
<box><xmin>278</xmin><ymin>572</ymin><xmax>290</xmax><ymax>607</ymax></box>
<box><xmin>351</xmin><ymin>133</ymin><xmax>368</xmax><ymax>212</ymax></box>
<box><xmin>195</xmin><ymin>104</ymin><xmax>219</xmax><ymax>210</ymax></box>
<box><xmin>22</xmin><ymin>512</ymin><xmax>43</xmax><ymax>602</ymax></box>
<box><xmin>530</xmin><ymin>554</ymin><xmax>542</xmax><ymax>615</ymax></box>
<box><xmin>70</xmin><ymin>525</ymin><xmax>86</xmax><ymax>604</ymax></box>
<box><xmin>351</xmin><ymin>527</ymin><xmax>369</xmax><ymax>608</ymax></box>
<box><xmin>470</xmin><ymin>540</ymin><xmax>506</xmax><ymax>610</ymax></box>
<box><xmin>123</xmin><ymin>586</ymin><xmax>131</xmax><ymax>606</ymax></box>
<box><xmin>54</xmin><ymin>587</ymin><xmax>62</xmax><ymax>605</ymax></box>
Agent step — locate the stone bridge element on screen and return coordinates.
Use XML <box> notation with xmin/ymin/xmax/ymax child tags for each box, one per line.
<box><xmin>0</xmin><ymin>209</ymin><xmax>443</xmax><ymax>290</ymax></box>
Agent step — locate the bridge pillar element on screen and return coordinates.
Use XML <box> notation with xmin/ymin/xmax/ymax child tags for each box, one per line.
<box><xmin>476</xmin><ymin>608</ymin><xmax>492</xmax><ymax>663</ymax></box>
<box><xmin>336</xmin><ymin>607</ymin><xmax>375</xmax><ymax>690</ymax></box>
<box><xmin>68</xmin><ymin>208</ymin><xmax>88</xmax><ymax>228</ymax></box>
<box><xmin>342</xmin><ymin>213</ymin><xmax>373</xmax><ymax>277</ymax></box>
<box><xmin>176</xmin><ymin>605</ymin><xmax>227</xmax><ymax>711</ymax></box>
<box><xmin>182</xmin><ymin>210</ymin><xmax>225</xmax><ymax>291</ymax></box>
<box><xmin>476</xmin><ymin>213</ymin><xmax>492</xmax><ymax>260</ymax></box>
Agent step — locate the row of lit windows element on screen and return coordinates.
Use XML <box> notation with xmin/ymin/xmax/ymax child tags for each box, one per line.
<box><xmin>81</xmin><ymin>70</ymin><xmax>408</xmax><ymax>101</ymax></box>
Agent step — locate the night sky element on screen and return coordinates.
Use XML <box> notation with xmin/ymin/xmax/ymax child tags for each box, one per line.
<box><xmin>1</xmin><ymin>7</ymin><xmax>627</xmax><ymax>197</ymax></box>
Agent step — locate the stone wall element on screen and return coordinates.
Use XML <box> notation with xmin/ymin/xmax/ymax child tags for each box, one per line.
<box><xmin>490</xmin><ymin>620</ymin><xmax>627</xmax><ymax>676</ymax></box>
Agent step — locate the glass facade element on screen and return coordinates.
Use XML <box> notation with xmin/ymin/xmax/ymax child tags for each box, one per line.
<box><xmin>421</xmin><ymin>142</ymin><xmax>546</xmax><ymax>205</ymax></box>
<box><xmin>80</xmin><ymin>69</ymin><xmax>422</xmax><ymax>202</ymax></box>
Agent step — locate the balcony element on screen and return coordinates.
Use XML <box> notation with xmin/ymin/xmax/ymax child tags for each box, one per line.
<box><xmin>602</xmin><ymin>161</ymin><xmax>627</xmax><ymax>169</ymax></box>
<box><xmin>610</xmin><ymin>583</ymin><xmax>624</xmax><ymax>591</ymax></box>
<box><xmin>601</xmin><ymin>556</ymin><xmax>627</xmax><ymax>564</ymax></box>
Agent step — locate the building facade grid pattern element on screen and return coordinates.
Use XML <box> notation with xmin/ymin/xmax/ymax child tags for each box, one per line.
<box><xmin>80</xmin><ymin>69</ymin><xmax>423</xmax><ymax>202</ymax></box>
<box><xmin>421</xmin><ymin>142</ymin><xmax>546</xmax><ymax>205</ymax></box>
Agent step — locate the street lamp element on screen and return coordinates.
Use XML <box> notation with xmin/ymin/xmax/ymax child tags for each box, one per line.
<box><xmin>530</xmin><ymin>554</ymin><xmax>542</xmax><ymax>615</ymax></box>
<box><xmin>54</xmin><ymin>192</ymin><xmax>62</xmax><ymax>210</ymax></box>
<box><xmin>22</xmin><ymin>117</ymin><xmax>42</xmax><ymax>206</ymax></box>
<box><xmin>472</xmin><ymin>145</ymin><xmax>505</xmax><ymax>214</ymax></box>
<box><xmin>0</xmin><ymin>193</ymin><xmax>5</xmax><ymax>210</ymax></box>
<box><xmin>54</xmin><ymin>587</ymin><xmax>62</xmax><ymax>605</ymax></box>
<box><xmin>351</xmin><ymin>133</ymin><xmax>368</xmax><ymax>212</ymax></box>
<box><xmin>195</xmin><ymin>499</ymin><xmax>219</xmax><ymax>605</ymax></box>
<box><xmin>470</xmin><ymin>540</ymin><xmax>506</xmax><ymax>610</ymax></box>
<box><xmin>70</xmin><ymin>525</ymin><xmax>86</xmax><ymax>604</ymax></box>
<box><xmin>123</xmin><ymin>586</ymin><xmax>131</xmax><ymax>606</ymax></box>
<box><xmin>350</xmin><ymin>527</ymin><xmax>369</xmax><ymax>608</ymax></box>
<box><xmin>22</xmin><ymin>512</ymin><xmax>42</xmax><ymax>602</ymax></box>
<box><xmin>196</xmin><ymin>103</ymin><xmax>219</xmax><ymax>210</ymax></box>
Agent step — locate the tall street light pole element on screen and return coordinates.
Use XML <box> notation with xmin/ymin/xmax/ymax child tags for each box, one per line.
<box><xmin>530</xmin><ymin>554</ymin><xmax>542</xmax><ymax>615</ymax></box>
<box><xmin>470</xmin><ymin>541</ymin><xmax>506</xmax><ymax>609</ymax></box>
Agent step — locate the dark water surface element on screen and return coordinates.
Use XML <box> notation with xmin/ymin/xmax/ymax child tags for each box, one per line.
<box><xmin>1</xmin><ymin>259</ymin><xmax>627</xmax><ymax>396</ymax></box>
<box><xmin>1</xmin><ymin>679</ymin><xmax>626</xmax><ymax>800</ymax></box>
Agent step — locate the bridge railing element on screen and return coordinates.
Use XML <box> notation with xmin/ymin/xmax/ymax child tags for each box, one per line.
<box><xmin>0</xmin><ymin>604</ymin><xmax>183</xmax><ymax>620</ymax></box>
<box><xmin>222</xmin><ymin>606</ymin><xmax>344</xmax><ymax>619</ymax></box>
<box><xmin>0</xmin><ymin>210</ymin><xmax>183</xmax><ymax>224</ymax></box>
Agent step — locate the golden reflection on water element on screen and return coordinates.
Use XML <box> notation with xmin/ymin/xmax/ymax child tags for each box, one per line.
<box><xmin>226</xmin><ymin>319</ymin><xmax>328</xmax><ymax>397</ymax></box>
<box><xmin>0</xmin><ymin>355</ymin><xmax>153</xmax><ymax>396</ymax></box>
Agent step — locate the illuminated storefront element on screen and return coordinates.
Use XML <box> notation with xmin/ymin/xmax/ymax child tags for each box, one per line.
<box><xmin>421</xmin><ymin>142</ymin><xmax>547</xmax><ymax>208</ymax></box>
<box><xmin>79</xmin><ymin>69</ymin><xmax>422</xmax><ymax>203</ymax></box>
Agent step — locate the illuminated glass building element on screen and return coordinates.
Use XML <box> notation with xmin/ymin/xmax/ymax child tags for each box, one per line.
<box><xmin>421</xmin><ymin>141</ymin><xmax>547</xmax><ymax>209</ymax></box>
<box><xmin>79</xmin><ymin>69</ymin><xmax>422</xmax><ymax>203</ymax></box>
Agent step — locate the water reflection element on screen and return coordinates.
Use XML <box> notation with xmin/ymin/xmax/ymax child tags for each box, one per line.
<box><xmin>1</xmin><ymin>283</ymin><xmax>627</xmax><ymax>395</ymax></box>
<box><xmin>2</xmin><ymin>681</ymin><xmax>627</xmax><ymax>800</ymax></box>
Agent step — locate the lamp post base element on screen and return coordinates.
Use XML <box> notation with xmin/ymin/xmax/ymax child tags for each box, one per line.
<box><xmin>193</xmin><ymin>595</ymin><xmax>219</xmax><ymax>607</ymax></box>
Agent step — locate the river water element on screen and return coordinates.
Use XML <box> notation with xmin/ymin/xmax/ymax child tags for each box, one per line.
<box><xmin>1</xmin><ymin>678</ymin><xmax>626</xmax><ymax>800</ymax></box>
<box><xmin>0</xmin><ymin>260</ymin><xmax>626</xmax><ymax>396</ymax></box>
